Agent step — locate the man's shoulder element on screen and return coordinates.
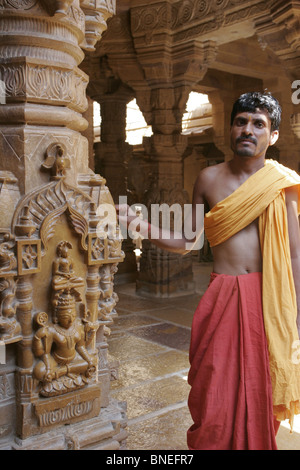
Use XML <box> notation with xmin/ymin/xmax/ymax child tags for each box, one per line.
<box><xmin>193</xmin><ymin>162</ymin><xmax>228</xmax><ymax>203</ymax></box>
<box><xmin>196</xmin><ymin>161</ymin><xmax>228</xmax><ymax>183</ymax></box>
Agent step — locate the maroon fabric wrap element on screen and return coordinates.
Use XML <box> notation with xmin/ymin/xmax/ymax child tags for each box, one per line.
<box><xmin>187</xmin><ymin>272</ymin><xmax>279</xmax><ymax>450</ymax></box>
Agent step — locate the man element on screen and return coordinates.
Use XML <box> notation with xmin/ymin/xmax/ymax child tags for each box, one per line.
<box><xmin>117</xmin><ymin>92</ymin><xmax>300</xmax><ymax>450</ymax></box>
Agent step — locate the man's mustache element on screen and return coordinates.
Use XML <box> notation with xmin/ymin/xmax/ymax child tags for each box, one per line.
<box><xmin>236</xmin><ymin>136</ymin><xmax>257</xmax><ymax>145</ymax></box>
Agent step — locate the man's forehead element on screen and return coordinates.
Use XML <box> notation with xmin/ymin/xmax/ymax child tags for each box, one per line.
<box><xmin>234</xmin><ymin>108</ymin><xmax>271</xmax><ymax>122</ymax></box>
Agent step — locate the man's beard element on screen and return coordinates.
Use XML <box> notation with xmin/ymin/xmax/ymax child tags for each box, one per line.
<box><xmin>236</xmin><ymin>147</ymin><xmax>255</xmax><ymax>157</ymax></box>
<box><xmin>234</xmin><ymin>136</ymin><xmax>257</xmax><ymax>157</ymax></box>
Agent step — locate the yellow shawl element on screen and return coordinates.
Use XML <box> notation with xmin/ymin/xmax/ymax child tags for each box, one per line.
<box><xmin>204</xmin><ymin>159</ymin><xmax>300</xmax><ymax>426</ymax></box>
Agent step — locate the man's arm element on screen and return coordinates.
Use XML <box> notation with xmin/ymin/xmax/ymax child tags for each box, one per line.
<box><xmin>117</xmin><ymin>171</ymin><xmax>207</xmax><ymax>255</ymax></box>
<box><xmin>285</xmin><ymin>186</ymin><xmax>300</xmax><ymax>338</ymax></box>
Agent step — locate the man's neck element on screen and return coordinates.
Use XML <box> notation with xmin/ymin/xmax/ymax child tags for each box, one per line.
<box><xmin>229</xmin><ymin>155</ymin><xmax>266</xmax><ymax>177</ymax></box>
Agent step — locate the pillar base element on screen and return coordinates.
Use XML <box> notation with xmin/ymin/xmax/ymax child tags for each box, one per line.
<box><xmin>136</xmin><ymin>245</ymin><xmax>195</xmax><ymax>298</ymax></box>
<box><xmin>9</xmin><ymin>399</ymin><xmax>127</xmax><ymax>451</ymax></box>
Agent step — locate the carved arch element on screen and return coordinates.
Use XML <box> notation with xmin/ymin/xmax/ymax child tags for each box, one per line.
<box><xmin>40</xmin><ymin>203</ymin><xmax>89</xmax><ymax>253</ymax></box>
<box><xmin>11</xmin><ymin>179</ymin><xmax>93</xmax><ymax>254</ymax></box>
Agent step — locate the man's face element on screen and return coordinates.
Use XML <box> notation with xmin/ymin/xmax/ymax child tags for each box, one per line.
<box><xmin>230</xmin><ymin>109</ymin><xmax>279</xmax><ymax>159</ymax></box>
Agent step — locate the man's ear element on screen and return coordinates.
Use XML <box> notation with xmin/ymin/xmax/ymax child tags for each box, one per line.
<box><xmin>269</xmin><ymin>130</ymin><xmax>279</xmax><ymax>146</ymax></box>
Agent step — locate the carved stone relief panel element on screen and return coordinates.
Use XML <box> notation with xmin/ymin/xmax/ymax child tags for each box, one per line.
<box><xmin>0</xmin><ymin>142</ymin><xmax>123</xmax><ymax>440</ymax></box>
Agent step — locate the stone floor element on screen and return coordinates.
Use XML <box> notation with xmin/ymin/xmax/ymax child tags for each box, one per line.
<box><xmin>110</xmin><ymin>262</ymin><xmax>300</xmax><ymax>451</ymax></box>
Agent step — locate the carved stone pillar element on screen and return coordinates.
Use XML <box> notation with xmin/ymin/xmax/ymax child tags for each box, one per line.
<box><xmin>0</xmin><ymin>0</ymin><xmax>127</xmax><ymax>451</ymax></box>
<box><xmin>137</xmin><ymin>131</ymin><xmax>195</xmax><ymax>297</ymax></box>
<box><xmin>208</xmin><ymin>89</ymin><xmax>236</xmax><ymax>162</ymax></box>
<box><xmin>87</xmin><ymin>72</ymin><xmax>137</xmax><ymax>281</ymax></box>
<box><xmin>128</xmin><ymin>1</ymin><xmax>217</xmax><ymax>297</ymax></box>
<box><xmin>91</xmin><ymin>82</ymin><xmax>134</xmax><ymax>203</ymax></box>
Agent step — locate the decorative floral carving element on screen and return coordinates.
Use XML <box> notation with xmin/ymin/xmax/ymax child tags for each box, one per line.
<box><xmin>91</xmin><ymin>237</ymin><xmax>105</xmax><ymax>260</ymax></box>
<box><xmin>0</xmin><ymin>374</ymin><xmax>11</xmax><ymax>399</ymax></box>
<box><xmin>0</xmin><ymin>0</ymin><xmax>38</xmax><ymax>9</ymax></box>
<box><xmin>35</xmin><ymin>393</ymin><xmax>98</xmax><ymax>427</ymax></box>
<box><xmin>132</xmin><ymin>0</ymin><xmax>268</xmax><ymax>42</ymax></box>
<box><xmin>0</xmin><ymin>63</ymin><xmax>88</xmax><ymax>113</ymax></box>
<box><xmin>22</xmin><ymin>244</ymin><xmax>37</xmax><ymax>269</ymax></box>
<box><xmin>17</xmin><ymin>239</ymin><xmax>41</xmax><ymax>275</ymax></box>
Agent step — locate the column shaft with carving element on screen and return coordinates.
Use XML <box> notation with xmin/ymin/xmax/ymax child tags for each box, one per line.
<box><xmin>0</xmin><ymin>0</ymin><xmax>127</xmax><ymax>451</ymax></box>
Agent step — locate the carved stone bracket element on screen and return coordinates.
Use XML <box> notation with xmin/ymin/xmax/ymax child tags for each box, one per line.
<box><xmin>254</xmin><ymin>1</ymin><xmax>300</xmax><ymax>79</ymax></box>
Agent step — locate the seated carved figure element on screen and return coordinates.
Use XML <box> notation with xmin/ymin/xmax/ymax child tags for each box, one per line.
<box><xmin>33</xmin><ymin>293</ymin><xmax>97</xmax><ymax>397</ymax></box>
<box><xmin>52</xmin><ymin>241</ymin><xmax>84</xmax><ymax>303</ymax></box>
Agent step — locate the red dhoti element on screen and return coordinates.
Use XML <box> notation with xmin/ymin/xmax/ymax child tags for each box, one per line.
<box><xmin>187</xmin><ymin>272</ymin><xmax>279</xmax><ymax>450</ymax></box>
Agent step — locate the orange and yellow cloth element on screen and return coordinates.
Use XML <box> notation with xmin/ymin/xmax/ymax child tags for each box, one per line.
<box><xmin>204</xmin><ymin>159</ymin><xmax>300</xmax><ymax>426</ymax></box>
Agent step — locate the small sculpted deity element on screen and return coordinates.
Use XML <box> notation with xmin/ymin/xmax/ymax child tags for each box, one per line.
<box><xmin>33</xmin><ymin>293</ymin><xmax>97</xmax><ymax>397</ymax></box>
<box><xmin>52</xmin><ymin>241</ymin><xmax>84</xmax><ymax>305</ymax></box>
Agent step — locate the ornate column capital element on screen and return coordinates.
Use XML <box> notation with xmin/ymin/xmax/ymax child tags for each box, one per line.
<box><xmin>79</xmin><ymin>0</ymin><xmax>116</xmax><ymax>51</ymax></box>
<box><xmin>39</xmin><ymin>0</ymin><xmax>116</xmax><ymax>51</ymax></box>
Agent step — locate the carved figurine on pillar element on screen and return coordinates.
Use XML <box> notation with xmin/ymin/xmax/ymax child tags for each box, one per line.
<box><xmin>33</xmin><ymin>241</ymin><xmax>98</xmax><ymax>397</ymax></box>
<box><xmin>98</xmin><ymin>264</ymin><xmax>118</xmax><ymax>322</ymax></box>
<box><xmin>33</xmin><ymin>300</ymin><xmax>97</xmax><ymax>398</ymax></box>
<box><xmin>52</xmin><ymin>241</ymin><xmax>84</xmax><ymax>305</ymax></box>
<box><xmin>0</xmin><ymin>278</ymin><xmax>21</xmax><ymax>341</ymax></box>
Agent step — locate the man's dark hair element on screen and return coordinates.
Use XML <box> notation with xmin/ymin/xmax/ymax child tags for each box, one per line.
<box><xmin>230</xmin><ymin>92</ymin><xmax>282</xmax><ymax>132</ymax></box>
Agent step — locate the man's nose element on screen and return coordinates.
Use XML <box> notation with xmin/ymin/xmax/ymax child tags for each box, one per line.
<box><xmin>242</xmin><ymin>121</ymin><xmax>253</xmax><ymax>135</ymax></box>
